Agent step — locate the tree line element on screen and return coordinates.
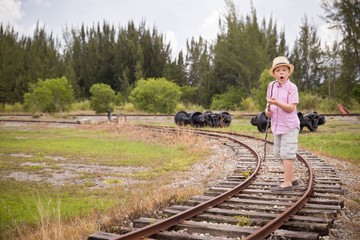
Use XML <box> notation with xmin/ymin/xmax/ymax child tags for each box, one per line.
<box><xmin>0</xmin><ymin>0</ymin><xmax>359</xmax><ymax>111</ymax></box>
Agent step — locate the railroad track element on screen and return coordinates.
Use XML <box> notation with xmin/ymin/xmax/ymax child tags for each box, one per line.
<box><xmin>0</xmin><ymin>118</ymin><xmax>345</xmax><ymax>239</ymax></box>
<box><xmin>88</xmin><ymin>126</ymin><xmax>344</xmax><ymax>240</ymax></box>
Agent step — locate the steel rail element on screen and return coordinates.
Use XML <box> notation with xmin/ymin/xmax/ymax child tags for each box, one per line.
<box><xmin>244</xmin><ymin>152</ymin><xmax>314</xmax><ymax>239</ymax></box>
<box><xmin>111</xmin><ymin>128</ymin><xmax>261</xmax><ymax>240</ymax></box>
<box><xmin>0</xmin><ymin>119</ymin><xmax>80</xmax><ymax>124</ymax></box>
<box><xmin>181</xmin><ymin>127</ymin><xmax>315</xmax><ymax>240</ymax></box>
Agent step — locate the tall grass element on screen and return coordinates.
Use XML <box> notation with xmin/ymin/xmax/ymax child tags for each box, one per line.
<box><xmin>71</xmin><ymin>100</ymin><xmax>91</xmax><ymax>111</ymax></box>
<box><xmin>0</xmin><ymin>103</ymin><xmax>24</xmax><ymax>113</ymax></box>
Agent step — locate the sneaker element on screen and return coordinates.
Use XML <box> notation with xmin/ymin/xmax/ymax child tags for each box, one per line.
<box><xmin>292</xmin><ymin>179</ymin><xmax>300</xmax><ymax>186</ymax></box>
<box><xmin>271</xmin><ymin>185</ymin><xmax>294</xmax><ymax>192</ymax></box>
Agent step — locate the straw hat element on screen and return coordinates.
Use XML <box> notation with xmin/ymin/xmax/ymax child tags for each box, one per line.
<box><xmin>269</xmin><ymin>56</ymin><xmax>294</xmax><ymax>77</ymax></box>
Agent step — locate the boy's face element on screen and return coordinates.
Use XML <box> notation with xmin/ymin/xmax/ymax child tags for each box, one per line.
<box><xmin>273</xmin><ymin>66</ymin><xmax>290</xmax><ymax>83</ymax></box>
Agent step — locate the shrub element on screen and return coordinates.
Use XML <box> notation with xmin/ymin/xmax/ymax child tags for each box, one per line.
<box><xmin>23</xmin><ymin>77</ymin><xmax>73</xmax><ymax>113</ymax></box>
<box><xmin>210</xmin><ymin>88</ymin><xmax>244</xmax><ymax>111</ymax></box>
<box><xmin>350</xmin><ymin>84</ymin><xmax>360</xmax><ymax>103</ymax></box>
<box><xmin>240</xmin><ymin>97</ymin><xmax>257</xmax><ymax>112</ymax></box>
<box><xmin>129</xmin><ymin>78</ymin><xmax>181</xmax><ymax>114</ymax></box>
<box><xmin>115</xmin><ymin>93</ymin><xmax>124</xmax><ymax>106</ymax></box>
<box><xmin>123</xmin><ymin>102</ymin><xmax>135</xmax><ymax>112</ymax></box>
<box><xmin>251</xmin><ymin>69</ymin><xmax>273</xmax><ymax>110</ymax></box>
<box><xmin>348</xmin><ymin>98</ymin><xmax>360</xmax><ymax>112</ymax></box>
<box><xmin>0</xmin><ymin>103</ymin><xmax>23</xmax><ymax>112</ymax></box>
<box><xmin>186</xmin><ymin>104</ymin><xmax>205</xmax><ymax>113</ymax></box>
<box><xmin>71</xmin><ymin>100</ymin><xmax>91</xmax><ymax>111</ymax></box>
<box><xmin>89</xmin><ymin>83</ymin><xmax>115</xmax><ymax>114</ymax></box>
<box><xmin>180</xmin><ymin>86</ymin><xmax>199</xmax><ymax>104</ymax></box>
<box><xmin>318</xmin><ymin>98</ymin><xmax>338</xmax><ymax>113</ymax></box>
<box><xmin>175</xmin><ymin>103</ymin><xmax>186</xmax><ymax>112</ymax></box>
<box><xmin>297</xmin><ymin>92</ymin><xmax>322</xmax><ymax>111</ymax></box>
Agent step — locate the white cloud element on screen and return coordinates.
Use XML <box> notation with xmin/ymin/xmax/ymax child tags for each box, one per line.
<box><xmin>319</xmin><ymin>23</ymin><xmax>343</xmax><ymax>47</ymax></box>
<box><xmin>165</xmin><ymin>30</ymin><xmax>178</xmax><ymax>58</ymax></box>
<box><xmin>31</xmin><ymin>0</ymin><xmax>51</xmax><ymax>7</ymax></box>
<box><xmin>27</xmin><ymin>20</ymin><xmax>45</xmax><ymax>36</ymax></box>
<box><xmin>0</xmin><ymin>0</ymin><xmax>23</xmax><ymax>23</ymax></box>
<box><xmin>199</xmin><ymin>10</ymin><xmax>222</xmax><ymax>45</ymax></box>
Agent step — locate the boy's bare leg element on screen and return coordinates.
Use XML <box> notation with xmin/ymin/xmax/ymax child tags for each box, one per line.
<box><xmin>281</xmin><ymin>159</ymin><xmax>295</xmax><ymax>187</ymax></box>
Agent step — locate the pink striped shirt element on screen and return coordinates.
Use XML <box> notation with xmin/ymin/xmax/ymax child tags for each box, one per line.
<box><xmin>266</xmin><ymin>79</ymin><xmax>300</xmax><ymax>135</ymax></box>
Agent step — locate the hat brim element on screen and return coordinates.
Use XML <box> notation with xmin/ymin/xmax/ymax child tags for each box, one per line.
<box><xmin>269</xmin><ymin>63</ymin><xmax>294</xmax><ymax>77</ymax></box>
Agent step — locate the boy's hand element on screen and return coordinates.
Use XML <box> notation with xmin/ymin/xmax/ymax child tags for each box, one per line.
<box><xmin>267</xmin><ymin>97</ymin><xmax>277</xmax><ymax>106</ymax></box>
<box><xmin>265</xmin><ymin>108</ymin><xmax>271</xmax><ymax>117</ymax></box>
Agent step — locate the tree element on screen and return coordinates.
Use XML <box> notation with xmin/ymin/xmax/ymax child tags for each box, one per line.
<box><xmin>321</xmin><ymin>0</ymin><xmax>360</xmax><ymax>74</ymax></box>
<box><xmin>251</xmin><ymin>69</ymin><xmax>274</xmax><ymax>110</ymax></box>
<box><xmin>290</xmin><ymin>16</ymin><xmax>323</xmax><ymax>91</ymax></box>
<box><xmin>129</xmin><ymin>78</ymin><xmax>181</xmax><ymax>113</ymax></box>
<box><xmin>321</xmin><ymin>0</ymin><xmax>360</xmax><ymax>101</ymax></box>
<box><xmin>89</xmin><ymin>83</ymin><xmax>115</xmax><ymax>114</ymax></box>
<box><xmin>212</xmin><ymin>0</ymin><xmax>284</xmax><ymax>97</ymax></box>
<box><xmin>321</xmin><ymin>41</ymin><xmax>341</xmax><ymax>100</ymax></box>
<box><xmin>185</xmin><ymin>36</ymin><xmax>210</xmax><ymax>88</ymax></box>
<box><xmin>23</xmin><ymin>77</ymin><xmax>73</xmax><ymax>113</ymax></box>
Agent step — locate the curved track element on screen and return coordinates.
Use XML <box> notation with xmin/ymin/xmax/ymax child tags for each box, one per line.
<box><xmin>0</xmin><ymin>117</ymin><xmax>344</xmax><ymax>239</ymax></box>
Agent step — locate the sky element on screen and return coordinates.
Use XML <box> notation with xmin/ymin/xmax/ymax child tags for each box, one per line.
<box><xmin>0</xmin><ymin>0</ymin><xmax>342</xmax><ymax>58</ymax></box>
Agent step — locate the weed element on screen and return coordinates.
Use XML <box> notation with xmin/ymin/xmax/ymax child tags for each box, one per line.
<box><xmin>103</xmin><ymin>179</ymin><xmax>124</xmax><ymax>184</ymax></box>
<box><xmin>234</xmin><ymin>213</ymin><xmax>252</xmax><ymax>226</ymax></box>
<box><xmin>241</xmin><ymin>170</ymin><xmax>253</xmax><ymax>179</ymax></box>
<box><xmin>83</xmin><ymin>182</ymin><xmax>97</xmax><ymax>187</ymax></box>
<box><xmin>23</xmin><ymin>165</ymin><xmax>44</xmax><ymax>171</ymax></box>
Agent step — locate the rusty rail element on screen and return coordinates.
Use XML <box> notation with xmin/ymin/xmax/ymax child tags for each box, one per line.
<box><xmin>149</xmin><ymin>127</ymin><xmax>315</xmax><ymax>240</ymax></box>
<box><xmin>110</xmin><ymin>129</ymin><xmax>261</xmax><ymax>240</ymax></box>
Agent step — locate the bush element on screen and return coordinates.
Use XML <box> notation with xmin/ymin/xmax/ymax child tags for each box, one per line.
<box><xmin>71</xmin><ymin>100</ymin><xmax>91</xmax><ymax>111</ymax></box>
<box><xmin>348</xmin><ymin>98</ymin><xmax>360</xmax><ymax>112</ymax></box>
<box><xmin>297</xmin><ymin>92</ymin><xmax>322</xmax><ymax>111</ymax></box>
<box><xmin>350</xmin><ymin>84</ymin><xmax>360</xmax><ymax>103</ymax></box>
<box><xmin>89</xmin><ymin>83</ymin><xmax>115</xmax><ymax>114</ymax></box>
<box><xmin>123</xmin><ymin>102</ymin><xmax>135</xmax><ymax>112</ymax></box>
<box><xmin>240</xmin><ymin>97</ymin><xmax>257</xmax><ymax>112</ymax></box>
<box><xmin>129</xmin><ymin>78</ymin><xmax>181</xmax><ymax>114</ymax></box>
<box><xmin>115</xmin><ymin>93</ymin><xmax>124</xmax><ymax>106</ymax></box>
<box><xmin>251</xmin><ymin>69</ymin><xmax>273</xmax><ymax>110</ymax></box>
<box><xmin>186</xmin><ymin>104</ymin><xmax>205</xmax><ymax>113</ymax></box>
<box><xmin>23</xmin><ymin>77</ymin><xmax>73</xmax><ymax>113</ymax></box>
<box><xmin>180</xmin><ymin>86</ymin><xmax>199</xmax><ymax>104</ymax></box>
<box><xmin>210</xmin><ymin>88</ymin><xmax>244</xmax><ymax>111</ymax></box>
<box><xmin>318</xmin><ymin>98</ymin><xmax>338</xmax><ymax>113</ymax></box>
<box><xmin>175</xmin><ymin>103</ymin><xmax>186</xmax><ymax>112</ymax></box>
<box><xmin>0</xmin><ymin>103</ymin><xmax>23</xmax><ymax>112</ymax></box>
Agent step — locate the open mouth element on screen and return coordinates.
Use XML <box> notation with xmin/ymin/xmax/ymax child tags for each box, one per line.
<box><xmin>280</xmin><ymin>76</ymin><xmax>284</xmax><ymax>80</ymax></box>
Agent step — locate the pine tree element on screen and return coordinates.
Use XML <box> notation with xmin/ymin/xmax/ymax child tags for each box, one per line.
<box><xmin>290</xmin><ymin>16</ymin><xmax>322</xmax><ymax>91</ymax></box>
<box><xmin>321</xmin><ymin>0</ymin><xmax>360</xmax><ymax>101</ymax></box>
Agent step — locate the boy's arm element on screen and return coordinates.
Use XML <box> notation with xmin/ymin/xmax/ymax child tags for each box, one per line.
<box><xmin>267</xmin><ymin>97</ymin><xmax>296</xmax><ymax>112</ymax></box>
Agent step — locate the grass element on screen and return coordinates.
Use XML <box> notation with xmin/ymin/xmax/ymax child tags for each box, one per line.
<box><xmin>153</xmin><ymin>115</ymin><xmax>360</xmax><ymax>164</ymax></box>
<box><xmin>214</xmin><ymin>116</ymin><xmax>360</xmax><ymax>165</ymax></box>
<box><xmin>297</xmin><ymin>117</ymin><xmax>360</xmax><ymax>164</ymax></box>
<box><xmin>0</xmin><ymin>123</ymin><xmax>209</xmax><ymax>239</ymax></box>
<box><xmin>0</xmin><ymin>127</ymin><xmax>202</xmax><ymax>169</ymax></box>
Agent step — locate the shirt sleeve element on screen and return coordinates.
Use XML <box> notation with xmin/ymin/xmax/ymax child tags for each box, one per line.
<box><xmin>289</xmin><ymin>84</ymin><xmax>299</xmax><ymax>104</ymax></box>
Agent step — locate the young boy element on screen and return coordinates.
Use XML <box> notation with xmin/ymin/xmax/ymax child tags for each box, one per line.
<box><xmin>265</xmin><ymin>56</ymin><xmax>300</xmax><ymax>192</ymax></box>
